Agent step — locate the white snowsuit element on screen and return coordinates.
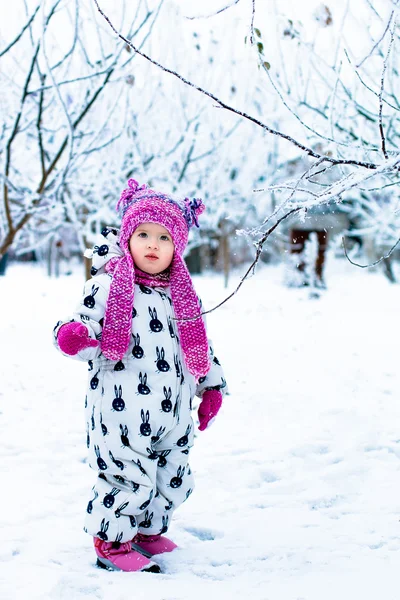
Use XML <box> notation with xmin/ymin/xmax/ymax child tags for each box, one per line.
<box><xmin>54</xmin><ymin>232</ymin><xmax>226</xmax><ymax>543</ymax></box>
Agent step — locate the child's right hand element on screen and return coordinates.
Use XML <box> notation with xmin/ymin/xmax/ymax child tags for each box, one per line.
<box><xmin>57</xmin><ymin>322</ymin><xmax>99</xmax><ymax>356</ymax></box>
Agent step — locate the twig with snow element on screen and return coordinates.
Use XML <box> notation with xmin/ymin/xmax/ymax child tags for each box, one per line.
<box><xmin>184</xmin><ymin>0</ymin><xmax>241</xmax><ymax>20</ymax></box>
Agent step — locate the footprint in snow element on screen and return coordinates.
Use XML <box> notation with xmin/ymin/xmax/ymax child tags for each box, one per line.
<box><xmin>184</xmin><ymin>526</ymin><xmax>221</xmax><ymax>541</ymax></box>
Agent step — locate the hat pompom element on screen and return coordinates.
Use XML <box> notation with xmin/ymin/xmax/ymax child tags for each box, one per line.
<box><xmin>116</xmin><ymin>179</ymin><xmax>147</xmax><ymax>214</ymax></box>
<box><xmin>184</xmin><ymin>198</ymin><xmax>205</xmax><ymax>228</ymax></box>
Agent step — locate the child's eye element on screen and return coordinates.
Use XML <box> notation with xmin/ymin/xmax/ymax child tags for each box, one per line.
<box><xmin>138</xmin><ymin>232</ymin><xmax>148</xmax><ymax>238</ymax></box>
<box><xmin>160</xmin><ymin>235</ymin><xmax>170</xmax><ymax>242</ymax></box>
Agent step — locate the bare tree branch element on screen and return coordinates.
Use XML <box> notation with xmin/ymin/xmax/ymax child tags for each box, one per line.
<box><xmin>250</xmin><ymin>0</ymin><xmax>256</xmax><ymax>45</ymax></box>
<box><xmin>356</xmin><ymin>5</ymin><xmax>396</xmax><ymax>68</ymax></box>
<box><xmin>184</xmin><ymin>0</ymin><xmax>241</xmax><ymax>20</ymax></box>
<box><xmin>0</xmin><ymin>4</ymin><xmax>40</xmax><ymax>58</ymax></box>
<box><xmin>91</xmin><ymin>0</ymin><xmax>380</xmax><ymax>171</ymax></box>
<box><xmin>378</xmin><ymin>23</ymin><xmax>396</xmax><ymax>159</ymax></box>
<box><xmin>194</xmin><ymin>207</ymin><xmax>303</xmax><ymax>318</ymax></box>
<box><xmin>342</xmin><ymin>234</ymin><xmax>400</xmax><ymax>267</ymax></box>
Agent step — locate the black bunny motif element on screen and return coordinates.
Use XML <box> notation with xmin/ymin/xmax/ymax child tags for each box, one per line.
<box><xmin>83</xmin><ymin>285</ymin><xmax>99</xmax><ymax>309</ymax></box>
<box><xmin>109</xmin><ymin>450</ymin><xmax>124</xmax><ymax>471</ymax></box>
<box><xmin>146</xmin><ymin>447</ymin><xmax>158</xmax><ymax>460</ymax></box>
<box><xmin>176</xmin><ymin>425</ymin><xmax>192</xmax><ymax>448</ymax></box>
<box><xmin>114</xmin><ymin>360</ymin><xmax>125</xmax><ymax>372</ymax></box>
<box><xmin>131</xmin><ymin>480</ymin><xmax>140</xmax><ymax>493</ymax></box>
<box><xmin>139</xmin><ymin>409</ymin><xmax>151</xmax><ymax>437</ymax></box>
<box><xmin>120</xmin><ymin>424</ymin><xmax>130</xmax><ymax>448</ymax></box>
<box><xmin>164</xmin><ymin>498</ymin><xmax>173</xmax><ymax>511</ymax></box>
<box><xmin>93</xmin><ymin>244</ymin><xmax>109</xmax><ymax>257</ymax></box>
<box><xmin>174</xmin><ymin>355</ymin><xmax>180</xmax><ymax>378</ymax></box>
<box><xmin>94</xmin><ymin>445</ymin><xmax>108</xmax><ymax>470</ymax></box>
<box><xmin>132</xmin><ymin>306</ymin><xmax>137</xmax><ymax>318</ymax></box>
<box><xmin>139</xmin><ymin>284</ymin><xmax>152</xmax><ymax>295</ymax></box>
<box><xmin>115</xmin><ymin>501</ymin><xmax>130</xmax><ymax>518</ymax></box>
<box><xmin>169</xmin><ymin>466</ymin><xmax>185</xmax><ymax>489</ymax></box>
<box><xmin>138</xmin><ymin>510</ymin><xmax>154</xmax><ymax>529</ymax></box>
<box><xmin>148</xmin><ymin>307</ymin><xmax>163</xmax><ymax>333</ymax></box>
<box><xmin>90</xmin><ymin>370</ymin><xmax>100</xmax><ymax>390</ymax></box>
<box><xmin>137</xmin><ymin>372</ymin><xmax>150</xmax><ymax>395</ymax></box>
<box><xmin>87</xmin><ymin>490</ymin><xmax>98</xmax><ymax>514</ymax></box>
<box><xmin>132</xmin><ymin>334</ymin><xmax>144</xmax><ymax>359</ymax></box>
<box><xmin>97</xmin><ymin>518</ymin><xmax>109</xmax><ymax>541</ymax></box>
<box><xmin>151</xmin><ymin>426</ymin><xmax>166</xmax><ymax>445</ymax></box>
<box><xmin>129</xmin><ymin>515</ymin><xmax>137</xmax><ymax>528</ymax></box>
<box><xmin>161</xmin><ymin>386</ymin><xmax>172</xmax><ymax>413</ymax></box>
<box><xmin>167</xmin><ymin>316</ymin><xmax>176</xmax><ymax>339</ymax></box>
<box><xmin>91</xmin><ymin>406</ymin><xmax>95</xmax><ymax>431</ymax></box>
<box><xmin>132</xmin><ymin>458</ymin><xmax>147</xmax><ymax>476</ymax></box>
<box><xmin>157</xmin><ymin>450</ymin><xmax>171</xmax><ymax>468</ymax></box>
<box><xmin>155</xmin><ymin>347</ymin><xmax>170</xmax><ymax>372</ymax></box>
<box><xmin>114</xmin><ymin>474</ymin><xmax>125</xmax><ymax>485</ymax></box>
<box><xmin>112</xmin><ymin>385</ymin><xmax>126</xmax><ymax>412</ymax></box>
<box><xmin>90</xmin><ymin>266</ymin><xmax>98</xmax><ymax>276</ymax></box>
<box><xmin>138</xmin><ymin>489</ymin><xmax>154</xmax><ymax>511</ymax></box>
<box><xmin>101</xmin><ymin>226</ymin><xmax>117</xmax><ymax>238</ymax></box>
<box><xmin>100</xmin><ymin>413</ymin><xmax>108</xmax><ymax>436</ymax></box>
<box><xmin>160</xmin><ymin>515</ymin><xmax>169</xmax><ymax>535</ymax></box>
<box><xmin>102</xmin><ymin>487</ymin><xmax>120</xmax><ymax>509</ymax></box>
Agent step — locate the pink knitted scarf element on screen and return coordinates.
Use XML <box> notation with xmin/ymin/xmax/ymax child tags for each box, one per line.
<box><xmin>103</xmin><ymin>255</ymin><xmax>210</xmax><ymax>381</ymax></box>
<box><xmin>105</xmin><ymin>260</ymin><xmax>170</xmax><ymax>288</ymax></box>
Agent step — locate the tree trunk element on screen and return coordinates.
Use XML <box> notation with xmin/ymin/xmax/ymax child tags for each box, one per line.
<box><xmin>0</xmin><ymin>253</ymin><xmax>8</xmax><ymax>276</ymax></box>
<box><xmin>223</xmin><ymin>235</ymin><xmax>230</xmax><ymax>288</ymax></box>
<box><xmin>382</xmin><ymin>256</ymin><xmax>396</xmax><ymax>284</ymax></box>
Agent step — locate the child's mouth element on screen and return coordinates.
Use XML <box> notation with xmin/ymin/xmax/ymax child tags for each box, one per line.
<box><xmin>145</xmin><ymin>255</ymin><xmax>158</xmax><ymax>261</ymax></box>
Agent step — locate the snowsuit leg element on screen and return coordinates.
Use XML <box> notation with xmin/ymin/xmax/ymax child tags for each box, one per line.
<box><xmin>84</xmin><ymin>365</ymin><xmax>178</xmax><ymax>543</ymax></box>
<box><xmin>135</xmin><ymin>415</ymin><xmax>195</xmax><ymax>535</ymax></box>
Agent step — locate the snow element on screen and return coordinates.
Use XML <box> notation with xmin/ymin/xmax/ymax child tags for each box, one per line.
<box><xmin>1</xmin><ymin>256</ymin><xmax>400</xmax><ymax>600</ymax></box>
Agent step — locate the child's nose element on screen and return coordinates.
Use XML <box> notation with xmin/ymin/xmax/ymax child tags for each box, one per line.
<box><xmin>147</xmin><ymin>237</ymin><xmax>159</xmax><ymax>248</ymax></box>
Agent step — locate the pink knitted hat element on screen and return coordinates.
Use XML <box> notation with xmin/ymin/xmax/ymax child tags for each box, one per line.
<box><xmin>101</xmin><ymin>179</ymin><xmax>211</xmax><ymax>381</ymax></box>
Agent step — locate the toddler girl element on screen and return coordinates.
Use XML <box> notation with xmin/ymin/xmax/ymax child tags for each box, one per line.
<box><xmin>53</xmin><ymin>179</ymin><xmax>226</xmax><ymax>573</ymax></box>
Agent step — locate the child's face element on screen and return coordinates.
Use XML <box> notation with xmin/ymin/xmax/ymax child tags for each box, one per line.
<box><xmin>129</xmin><ymin>222</ymin><xmax>174</xmax><ymax>274</ymax></box>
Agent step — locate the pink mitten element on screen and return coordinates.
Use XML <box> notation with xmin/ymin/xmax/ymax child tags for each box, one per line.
<box><xmin>198</xmin><ymin>389</ymin><xmax>223</xmax><ymax>431</ymax></box>
<box><xmin>57</xmin><ymin>322</ymin><xmax>99</xmax><ymax>356</ymax></box>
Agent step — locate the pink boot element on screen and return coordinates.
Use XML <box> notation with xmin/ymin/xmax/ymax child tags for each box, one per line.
<box><xmin>94</xmin><ymin>537</ymin><xmax>161</xmax><ymax>572</ymax></box>
<box><xmin>131</xmin><ymin>533</ymin><xmax>178</xmax><ymax>558</ymax></box>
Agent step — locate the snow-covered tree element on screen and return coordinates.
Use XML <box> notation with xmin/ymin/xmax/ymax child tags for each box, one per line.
<box><xmin>0</xmin><ymin>0</ymin><xmax>164</xmax><ymax>261</ymax></box>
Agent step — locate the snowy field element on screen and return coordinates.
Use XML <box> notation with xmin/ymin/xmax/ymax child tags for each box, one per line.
<box><xmin>1</xmin><ymin>257</ymin><xmax>400</xmax><ymax>600</ymax></box>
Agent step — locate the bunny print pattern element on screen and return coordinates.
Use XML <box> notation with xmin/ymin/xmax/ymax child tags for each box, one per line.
<box><xmin>54</xmin><ymin>268</ymin><xmax>225</xmax><ymax>544</ymax></box>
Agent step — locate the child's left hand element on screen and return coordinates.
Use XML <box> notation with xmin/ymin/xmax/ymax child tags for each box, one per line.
<box><xmin>197</xmin><ymin>389</ymin><xmax>223</xmax><ymax>431</ymax></box>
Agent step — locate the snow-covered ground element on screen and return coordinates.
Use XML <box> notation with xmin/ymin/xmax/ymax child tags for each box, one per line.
<box><xmin>1</xmin><ymin>257</ymin><xmax>400</xmax><ymax>600</ymax></box>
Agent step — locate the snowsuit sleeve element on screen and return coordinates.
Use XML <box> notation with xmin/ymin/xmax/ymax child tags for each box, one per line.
<box><xmin>195</xmin><ymin>298</ymin><xmax>227</xmax><ymax>398</ymax></box>
<box><xmin>53</xmin><ymin>275</ymin><xmax>109</xmax><ymax>362</ymax></box>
